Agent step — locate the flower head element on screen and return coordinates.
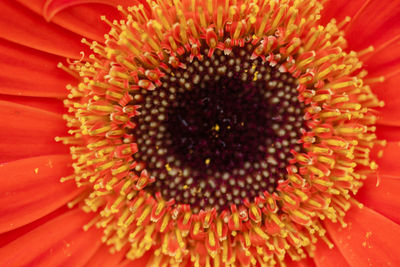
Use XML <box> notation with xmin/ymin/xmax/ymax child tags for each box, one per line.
<box><xmin>1</xmin><ymin>0</ymin><xmax>400</xmax><ymax>266</ymax></box>
<box><xmin>58</xmin><ymin>0</ymin><xmax>382</xmax><ymax>265</ymax></box>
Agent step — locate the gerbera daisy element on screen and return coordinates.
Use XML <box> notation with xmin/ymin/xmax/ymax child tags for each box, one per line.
<box><xmin>0</xmin><ymin>0</ymin><xmax>400</xmax><ymax>266</ymax></box>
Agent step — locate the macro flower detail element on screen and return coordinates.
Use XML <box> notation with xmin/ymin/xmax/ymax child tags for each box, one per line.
<box><xmin>1</xmin><ymin>0</ymin><xmax>400</xmax><ymax>267</ymax></box>
<box><xmin>56</xmin><ymin>0</ymin><xmax>383</xmax><ymax>265</ymax></box>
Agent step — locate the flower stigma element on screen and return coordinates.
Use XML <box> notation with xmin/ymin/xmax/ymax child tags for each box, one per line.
<box><xmin>57</xmin><ymin>0</ymin><xmax>383</xmax><ymax>266</ymax></box>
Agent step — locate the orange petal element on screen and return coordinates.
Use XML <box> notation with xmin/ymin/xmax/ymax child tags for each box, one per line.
<box><xmin>321</xmin><ymin>2</ymin><xmax>400</xmax><ymax>127</ymax></box>
<box><xmin>356</xmin><ymin>174</ymin><xmax>400</xmax><ymax>224</ymax></box>
<box><xmin>285</xmin><ymin>257</ymin><xmax>316</xmax><ymax>267</ymax></box>
<box><xmin>41</xmin><ymin>0</ymin><xmax>140</xmax><ymax>21</ymax></box>
<box><xmin>0</xmin><ymin>95</ymin><xmax>66</xmax><ymax>114</ymax></box>
<box><xmin>320</xmin><ymin>0</ymin><xmax>365</xmax><ymax>26</ymax></box>
<box><xmin>0</xmin><ymin>154</ymin><xmax>81</xmax><ymax>233</ymax></box>
<box><xmin>362</xmin><ymin>35</ymin><xmax>400</xmax><ymax>77</ymax></box>
<box><xmin>84</xmin><ymin>245</ymin><xmax>127</xmax><ymax>267</ymax></box>
<box><xmin>325</xmin><ymin>206</ymin><xmax>400</xmax><ymax>267</ymax></box>
<box><xmin>373</xmin><ymin>142</ymin><xmax>400</xmax><ymax>176</ymax></box>
<box><xmin>0</xmin><ymin>38</ymin><xmax>75</xmax><ymax>98</ymax></box>
<box><xmin>50</xmin><ymin>4</ymin><xmax>122</xmax><ymax>42</ymax></box>
<box><xmin>17</xmin><ymin>0</ymin><xmax>123</xmax><ymax>42</ymax></box>
<box><xmin>0</xmin><ymin>205</ymin><xmax>69</xmax><ymax>247</ymax></box>
<box><xmin>0</xmin><ymin>100</ymin><xmax>69</xmax><ymax>162</ymax></box>
<box><xmin>313</xmin><ymin>240</ymin><xmax>350</xmax><ymax>267</ymax></box>
<box><xmin>118</xmin><ymin>251</ymin><xmax>153</xmax><ymax>267</ymax></box>
<box><xmin>0</xmin><ymin>208</ymin><xmax>100</xmax><ymax>266</ymax></box>
<box><xmin>321</xmin><ymin>0</ymin><xmax>400</xmax><ymax>78</ymax></box>
<box><xmin>343</xmin><ymin>1</ymin><xmax>400</xmax><ymax>51</ymax></box>
<box><xmin>31</xmin><ymin>224</ymin><xmax>103</xmax><ymax>266</ymax></box>
<box><xmin>375</xmin><ymin>124</ymin><xmax>400</xmax><ymax>142</ymax></box>
<box><xmin>372</xmin><ymin>74</ymin><xmax>400</xmax><ymax>126</ymax></box>
<box><xmin>0</xmin><ymin>0</ymin><xmax>89</xmax><ymax>59</ymax></box>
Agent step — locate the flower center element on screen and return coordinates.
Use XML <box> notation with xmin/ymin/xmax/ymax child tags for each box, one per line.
<box><xmin>131</xmin><ymin>46</ymin><xmax>305</xmax><ymax>211</ymax></box>
<box><xmin>60</xmin><ymin>0</ymin><xmax>382</xmax><ymax>264</ymax></box>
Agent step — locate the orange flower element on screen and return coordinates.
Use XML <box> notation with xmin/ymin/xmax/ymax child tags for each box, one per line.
<box><xmin>1</xmin><ymin>0</ymin><xmax>400</xmax><ymax>266</ymax></box>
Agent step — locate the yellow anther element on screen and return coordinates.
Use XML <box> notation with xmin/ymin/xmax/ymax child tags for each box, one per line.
<box><xmin>198</xmin><ymin>6</ymin><xmax>207</xmax><ymax>28</ymax></box>
<box><xmin>165</xmin><ymin>163</ymin><xmax>172</xmax><ymax>171</ymax></box>
<box><xmin>208</xmin><ymin>230</ymin><xmax>216</xmax><ymax>247</ymax></box>
<box><xmin>364</xmin><ymin>76</ymin><xmax>385</xmax><ymax>84</ymax></box>
<box><xmin>357</xmin><ymin>46</ymin><xmax>374</xmax><ymax>57</ymax></box>
<box><xmin>253</xmin><ymin>71</ymin><xmax>259</xmax><ymax>81</ymax></box>
<box><xmin>253</xmin><ymin>225</ymin><xmax>269</xmax><ymax>240</ymax></box>
<box><xmin>160</xmin><ymin>214</ymin><xmax>170</xmax><ymax>233</ymax></box>
<box><xmin>325</xmin><ymin>138</ymin><xmax>348</xmax><ymax>148</ymax></box>
<box><xmin>233</xmin><ymin>20</ymin><xmax>243</xmax><ymax>40</ymax></box>
<box><xmin>112</xmin><ymin>164</ymin><xmax>130</xmax><ymax>175</ymax></box>
<box><xmin>96</xmin><ymin>160</ymin><xmax>115</xmax><ymax>172</ymax></box>
<box><xmin>137</xmin><ymin>205</ymin><xmax>152</xmax><ymax>226</ymax></box>
<box><xmin>256</xmin><ymin>14</ymin><xmax>269</xmax><ymax>37</ymax></box>
<box><xmin>317</xmin><ymin>156</ymin><xmax>335</xmax><ymax>167</ymax></box>
<box><xmin>331</xmin><ymin>80</ymin><xmax>356</xmax><ymax>89</ymax></box>
<box><xmin>188</xmin><ymin>19</ymin><xmax>199</xmax><ymax>38</ymax></box>
<box><xmin>89</xmin><ymin>125</ymin><xmax>112</xmax><ymax>136</ymax></box>
<box><xmin>317</xmin><ymin>65</ymin><xmax>336</xmax><ymax>79</ymax></box>
<box><xmin>271</xmin><ymin>4</ymin><xmax>286</xmax><ymax>29</ymax></box>
<box><xmin>286</xmin><ymin>38</ymin><xmax>301</xmax><ymax>54</ymax></box>
<box><xmin>313</xmin><ymin>179</ymin><xmax>334</xmax><ymax>187</ymax></box>
<box><xmin>155</xmin><ymin>7</ymin><xmax>171</xmax><ymax>30</ymax></box>
<box><xmin>308</xmin><ymin>166</ymin><xmax>326</xmax><ymax>177</ymax></box>
<box><xmin>270</xmin><ymin>213</ymin><xmax>285</xmax><ymax>228</ymax></box>
<box><xmin>294</xmin><ymin>189</ymin><xmax>308</xmax><ymax>201</ymax></box>
<box><xmin>216</xmin><ymin>6</ymin><xmax>223</xmax><ymax>31</ymax></box>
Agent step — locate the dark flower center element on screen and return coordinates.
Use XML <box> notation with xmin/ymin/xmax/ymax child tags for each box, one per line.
<box><xmin>131</xmin><ymin>45</ymin><xmax>306</xmax><ymax>212</ymax></box>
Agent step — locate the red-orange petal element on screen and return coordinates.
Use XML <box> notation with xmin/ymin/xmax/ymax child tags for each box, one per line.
<box><xmin>0</xmin><ymin>0</ymin><xmax>89</xmax><ymax>59</ymax></box>
<box><xmin>312</xmin><ymin>1</ymin><xmax>400</xmax><ymax>127</ymax></box>
<box><xmin>0</xmin><ymin>208</ymin><xmax>99</xmax><ymax>266</ymax></box>
<box><xmin>356</xmin><ymin>174</ymin><xmax>400</xmax><ymax>224</ymax></box>
<box><xmin>320</xmin><ymin>0</ymin><xmax>400</xmax><ymax>87</ymax></box>
<box><xmin>362</xmin><ymin>35</ymin><xmax>400</xmax><ymax>77</ymax></box>
<box><xmin>84</xmin><ymin>245</ymin><xmax>127</xmax><ymax>267</ymax></box>
<box><xmin>320</xmin><ymin>0</ymin><xmax>365</xmax><ymax>25</ymax></box>
<box><xmin>313</xmin><ymin>240</ymin><xmax>350</xmax><ymax>267</ymax></box>
<box><xmin>0</xmin><ymin>205</ymin><xmax>69</xmax><ymax>247</ymax></box>
<box><xmin>343</xmin><ymin>1</ymin><xmax>400</xmax><ymax>51</ymax></box>
<box><xmin>373</xmin><ymin>142</ymin><xmax>400</xmax><ymax>176</ymax></box>
<box><xmin>0</xmin><ymin>38</ymin><xmax>75</xmax><ymax>98</ymax></box>
<box><xmin>50</xmin><ymin>4</ymin><xmax>123</xmax><ymax>42</ymax></box>
<box><xmin>17</xmin><ymin>0</ymin><xmax>123</xmax><ymax>42</ymax></box>
<box><xmin>0</xmin><ymin>95</ymin><xmax>66</xmax><ymax>114</ymax></box>
<box><xmin>0</xmin><ymin>154</ymin><xmax>80</xmax><ymax>233</ymax></box>
<box><xmin>31</xmin><ymin>224</ymin><xmax>103</xmax><ymax>267</ymax></box>
<box><xmin>321</xmin><ymin>1</ymin><xmax>400</xmax><ymax>51</ymax></box>
<box><xmin>372</xmin><ymin>74</ymin><xmax>400</xmax><ymax>126</ymax></box>
<box><xmin>375</xmin><ymin>124</ymin><xmax>400</xmax><ymax>142</ymax></box>
<box><xmin>285</xmin><ymin>257</ymin><xmax>316</xmax><ymax>267</ymax></box>
<box><xmin>41</xmin><ymin>0</ymin><xmax>139</xmax><ymax>21</ymax></box>
<box><xmin>325</xmin><ymin>206</ymin><xmax>400</xmax><ymax>267</ymax></box>
<box><xmin>118</xmin><ymin>251</ymin><xmax>153</xmax><ymax>267</ymax></box>
<box><xmin>0</xmin><ymin>100</ymin><xmax>69</xmax><ymax>162</ymax></box>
